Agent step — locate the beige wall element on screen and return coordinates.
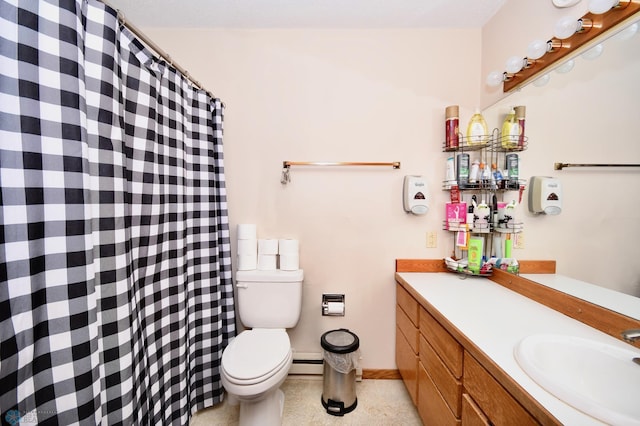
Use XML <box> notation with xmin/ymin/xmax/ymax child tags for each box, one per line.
<box><xmin>145</xmin><ymin>28</ymin><xmax>481</xmax><ymax>369</ymax></box>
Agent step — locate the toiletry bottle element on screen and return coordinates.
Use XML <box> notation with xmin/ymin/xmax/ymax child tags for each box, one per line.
<box><xmin>456</xmin><ymin>153</ymin><xmax>470</xmax><ymax>188</ymax></box>
<box><xmin>501</xmin><ymin>108</ymin><xmax>520</xmax><ymax>149</ymax></box>
<box><xmin>480</xmin><ymin>161</ymin><xmax>491</xmax><ymax>187</ymax></box>
<box><xmin>515</xmin><ymin>105</ymin><xmax>526</xmax><ymax>148</ymax></box>
<box><xmin>467</xmin><ymin>204</ymin><xmax>474</xmax><ymax>231</ymax></box>
<box><xmin>445</xmin><ymin>105</ymin><xmax>459</xmax><ymax>149</ymax></box>
<box><xmin>491</xmin><ymin>163</ymin><xmax>503</xmax><ymax>189</ymax></box>
<box><xmin>445</xmin><ymin>157</ymin><xmax>455</xmax><ymax>187</ymax></box>
<box><xmin>505</xmin><ymin>153</ymin><xmax>519</xmax><ymax>189</ymax></box>
<box><xmin>466</xmin><ymin>109</ymin><xmax>488</xmax><ymax>146</ymax></box>
<box><xmin>469</xmin><ymin>159</ymin><xmax>480</xmax><ymax>184</ymax></box>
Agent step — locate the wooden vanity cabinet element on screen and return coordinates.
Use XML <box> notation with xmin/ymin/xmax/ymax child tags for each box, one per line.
<box><xmin>396</xmin><ymin>282</ymin><xmax>544</xmax><ymax>426</ymax></box>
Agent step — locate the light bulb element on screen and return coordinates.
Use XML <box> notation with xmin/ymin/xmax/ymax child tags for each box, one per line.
<box><xmin>486</xmin><ymin>71</ymin><xmax>505</xmax><ymax>87</ymax></box>
<box><xmin>554</xmin><ymin>16</ymin><xmax>580</xmax><ymax>39</ymax></box>
<box><xmin>505</xmin><ymin>56</ymin><xmax>525</xmax><ymax>74</ymax></box>
<box><xmin>613</xmin><ymin>22</ymin><xmax>639</xmax><ymax>41</ymax></box>
<box><xmin>581</xmin><ymin>43</ymin><xmax>603</xmax><ymax>60</ymax></box>
<box><xmin>532</xmin><ymin>74</ymin><xmax>551</xmax><ymax>87</ymax></box>
<box><xmin>588</xmin><ymin>0</ymin><xmax>617</xmax><ymax>14</ymax></box>
<box><xmin>555</xmin><ymin>59</ymin><xmax>575</xmax><ymax>74</ymax></box>
<box><xmin>527</xmin><ymin>39</ymin><xmax>548</xmax><ymax>60</ymax></box>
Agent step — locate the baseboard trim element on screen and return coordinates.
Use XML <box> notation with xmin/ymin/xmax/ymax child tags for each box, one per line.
<box><xmin>362</xmin><ymin>369</ymin><xmax>401</xmax><ymax>379</ymax></box>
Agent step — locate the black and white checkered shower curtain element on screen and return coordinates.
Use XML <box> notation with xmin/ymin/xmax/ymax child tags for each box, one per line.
<box><xmin>0</xmin><ymin>1</ymin><xmax>235</xmax><ymax>424</ymax></box>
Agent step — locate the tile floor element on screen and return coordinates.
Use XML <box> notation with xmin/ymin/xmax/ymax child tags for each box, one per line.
<box><xmin>190</xmin><ymin>378</ymin><xmax>422</xmax><ymax>425</ymax></box>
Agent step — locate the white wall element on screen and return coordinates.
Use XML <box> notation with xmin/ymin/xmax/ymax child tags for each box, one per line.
<box><xmin>144</xmin><ymin>28</ymin><xmax>481</xmax><ymax>369</ymax></box>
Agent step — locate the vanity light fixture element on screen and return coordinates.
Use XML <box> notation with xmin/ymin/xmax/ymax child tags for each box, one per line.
<box><xmin>499</xmin><ymin>0</ymin><xmax>640</xmax><ymax>92</ymax></box>
<box><xmin>486</xmin><ymin>71</ymin><xmax>513</xmax><ymax>87</ymax></box>
<box><xmin>588</xmin><ymin>0</ymin><xmax>629</xmax><ymax>14</ymax></box>
<box><xmin>554</xmin><ymin>16</ymin><xmax>594</xmax><ymax>39</ymax></box>
<box><xmin>505</xmin><ymin>55</ymin><xmax>532</xmax><ymax>73</ymax></box>
<box><xmin>527</xmin><ymin>39</ymin><xmax>564</xmax><ymax>60</ymax></box>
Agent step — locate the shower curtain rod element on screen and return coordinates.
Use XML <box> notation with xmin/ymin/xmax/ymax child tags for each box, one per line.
<box><xmin>101</xmin><ymin>0</ymin><xmax>218</xmax><ymax>101</ymax></box>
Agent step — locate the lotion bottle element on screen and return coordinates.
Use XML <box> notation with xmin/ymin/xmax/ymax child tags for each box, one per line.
<box><xmin>466</xmin><ymin>109</ymin><xmax>488</xmax><ymax>146</ymax></box>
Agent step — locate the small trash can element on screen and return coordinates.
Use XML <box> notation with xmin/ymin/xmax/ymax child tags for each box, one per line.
<box><xmin>320</xmin><ymin>328</ymin><xmax>360</xmax><ymax>416</ymax></box>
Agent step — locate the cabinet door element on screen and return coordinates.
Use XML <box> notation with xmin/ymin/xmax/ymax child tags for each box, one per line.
<box><xmin>420</xmin><ymin>307</ymin><xmax>463</xmax><ymax>378</ymax></box>
<box><xmin>463</xmin><ymin>352</ymin><xmax>537</xmax><ymax>425</ymax></box>
<box><xmin>396</xmin><ymin>325</ymin><xmax>418</xmax><ymax>405</ymax></box>
<box><xmin>461</xmin><ymin>394</ymin><xmax>490</xmax><ymax>426</ymax></box>
<box><xmin>420</xmin><ymin>335</ymin><xmax>462</xmax><ymax>417</ymax></box>
<box><xmin>398</xmin><ymin>303</ymin><xmax>419</xmax><ymax>353</ymax></box>
<box><xmin>397</xmin><ymin>284</ymin><xmax>419</xmax><ymax>326</ymax></box>
<box><xmin>418</xmin><ymin>362</ymin><xmax>461</xmax><ymax>426</ymax></box>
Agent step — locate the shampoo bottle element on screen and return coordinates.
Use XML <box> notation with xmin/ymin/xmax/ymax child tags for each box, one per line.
<box><xmin>466</xmin><ymin>109</ymin><xmax>488</xmax><ymax>146</ymax></box>
<box><xmin>501</xmin><ymin>108</ymin><xmax>520</xmax><ymax>149</ymax></box>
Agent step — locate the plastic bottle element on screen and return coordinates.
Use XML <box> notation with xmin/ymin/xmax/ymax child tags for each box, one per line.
<box><xmin>501</xmin><ymin>108</ymin><xmax>520</xmax><ymax>149</ymax></box>
<box><xmin>515</xmin><ymin>106</ymin><xmax>526</xmax><ymax>148</ymax></box>
<box><xmin>469</xmin><ymin>159</ymin><xmax>480</xmax><ymax>184</ymax></box>
<box><xmin>480</xmin><ymin>162</ymin><xmax>491</xmax><ymax>186</ymax></box>
<box><xmin>466</xmin><ymin>109</ymin><xmax>488</xmax><ymax>146</ymax></box>
<box><xmin>491</xmin><ymin>163</ymin><xmax>503</xmax><ymax>189</ymax></box>
<box><xmin>505</xmin><ymin>153</ymin><xmax>519</xmax><ymax>188</ymax></box>
<box><xmin>457</xmin><ymin>153</ymin><xmax>470</xmax><ymax>188</ymax></box>
<box><xmin>445</xmin><ymin>105</ymin><xmax>459</xmax><ymax>149</ymax></box>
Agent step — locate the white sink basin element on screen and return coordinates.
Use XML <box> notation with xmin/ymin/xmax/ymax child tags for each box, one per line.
<box><xmin>514</xmin><ymin>334</ymin><xmax>640</xmax><ymax>425</ymax></box>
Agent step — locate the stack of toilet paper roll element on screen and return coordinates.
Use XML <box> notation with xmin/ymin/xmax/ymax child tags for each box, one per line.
<box><xmin>258</xmin><ymin>238</ymin><xmax>278</xmax><ymax>270</ymax></box>
<box><xmin>278</xmin><ymin>238</ymin><xmax>299</xmax><ymax>271</ymax></box>
<box><xmin>236</xmin><ymin>224</ymin><xmax>300</xmax><ymax>271</ymax></box>
<box><xmin>237</xmin><ymin>224</ymin><xmax>258</xmax><ymax>270</ymax></box>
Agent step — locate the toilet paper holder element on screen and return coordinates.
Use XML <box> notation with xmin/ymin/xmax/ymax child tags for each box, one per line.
<box><xmin>322</xmin><ymin>294</ymin><xmax>345</xmax><ymax>316</ymax></box>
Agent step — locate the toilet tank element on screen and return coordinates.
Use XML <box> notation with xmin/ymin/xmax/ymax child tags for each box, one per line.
<box><xmin>235</xmin><ymin>269</ymin><xmax>304</xmax><ymax>328</ymax></box>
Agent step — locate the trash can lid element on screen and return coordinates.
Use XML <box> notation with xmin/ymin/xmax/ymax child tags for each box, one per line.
<box><xmin>321</xmin><ymin>328</ymin><xmax>359</xmax><ymax>353</ymax></box>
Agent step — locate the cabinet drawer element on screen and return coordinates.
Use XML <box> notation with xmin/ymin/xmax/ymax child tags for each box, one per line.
<box><xmin>420</xmin><ymin>334</ymin><xmax>462</xmax><ymax>417</ymax></box>
<box><xmin>396</xmin><ymin>325</ymin><xmax>418</xmax><ymax>405</ymax></box>
<box><xmin>397</xmin><ymin>284</ymin><xmax>419</xmax><ymax>326</ymax></box>
<box><xmin>420</xmin><ymin>307</ymin><xmax>463</xmax><ymax>378</ymax></box>
<box><xmin>418</xmin><ymin>362</ymin><xmax>461</xmax><ymax>426</ymax></box>
<box><xmin>463</xmin><ymin>352</ymin><xmax>537</xmax><ymax>426</ymax></box>
<box><xmin>461</xmin><ymin>393</ymin><xmax>490</xmax><ymax>426</ymax></box>
<box><xmin>397</xmin><ymin>304</ymin><xmax>419</xmax><ymax>353</ymax></box>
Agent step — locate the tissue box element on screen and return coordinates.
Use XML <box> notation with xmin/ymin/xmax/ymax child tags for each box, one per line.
<box><xmin>446</xmin><ymin>202</ymin><xmax>467</xmax><ymax>230</ymax></box>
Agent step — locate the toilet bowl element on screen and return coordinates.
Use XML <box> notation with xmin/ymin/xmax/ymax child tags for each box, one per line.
<box><xmin>220</xmin><ymin>269</ymin><xmax>304</xmax><ymax>426</ymax></box>
<box><xmin>221</xmin><ymin>329</ymin><xmax>293</xmax><ymax>426</ymax></box>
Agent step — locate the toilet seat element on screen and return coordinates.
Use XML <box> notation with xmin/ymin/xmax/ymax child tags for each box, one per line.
<box><xmin>222</xmin><ymin>329</ymin><xmax>291</xmax><ymax>385</ymax></box>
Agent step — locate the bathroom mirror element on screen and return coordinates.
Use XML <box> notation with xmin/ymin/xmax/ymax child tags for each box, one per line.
<box><xmin>482</xmin><ymin>18</ymin><xmax>640</xmax><ymax>319</ymax></box>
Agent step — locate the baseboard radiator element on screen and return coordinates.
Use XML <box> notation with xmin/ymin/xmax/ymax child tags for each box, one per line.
<box><xmin>289</xmin><ymin>351</ymin><xmax>362</xmax><ymax>381</ymax></box>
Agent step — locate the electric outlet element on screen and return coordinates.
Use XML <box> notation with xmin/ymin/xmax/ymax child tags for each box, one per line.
<box><xmin>514</xmin><ymin>232</ymin><xmax>525</xmax><ymax>249</ymax></box>
<box><xmin>426</xmin><ymin>232</ymin><xmax>437</xmax><ymax>248</ymax></box>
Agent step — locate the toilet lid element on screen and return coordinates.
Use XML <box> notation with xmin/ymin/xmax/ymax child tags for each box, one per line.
<box><xmin>222</xmin><ymin>329</ymin><xmax>290</xmax><ymax>382</ymax></box>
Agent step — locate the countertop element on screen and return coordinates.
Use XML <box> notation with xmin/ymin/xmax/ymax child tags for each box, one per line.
<box><xmin>396</xmin><ymin>272</ymin><xmax>640</xmax><ymax>426</ymax></box>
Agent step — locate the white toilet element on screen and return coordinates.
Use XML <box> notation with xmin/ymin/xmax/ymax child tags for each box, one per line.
<box><xmin>221</xmin><ymin>269</ymin><xmax>304</xmax><ymax>426</ymax></box>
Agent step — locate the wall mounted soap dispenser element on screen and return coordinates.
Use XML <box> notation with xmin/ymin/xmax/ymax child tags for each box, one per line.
<box><xmin>403</xmin><ymin>175</ymin><xmax>429</xmax><ymax>215</ymax></box>
<box><xmin>528</xmin><ymin>176</ymin><xmax>562</xmax><ymax>215</ymax></box>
